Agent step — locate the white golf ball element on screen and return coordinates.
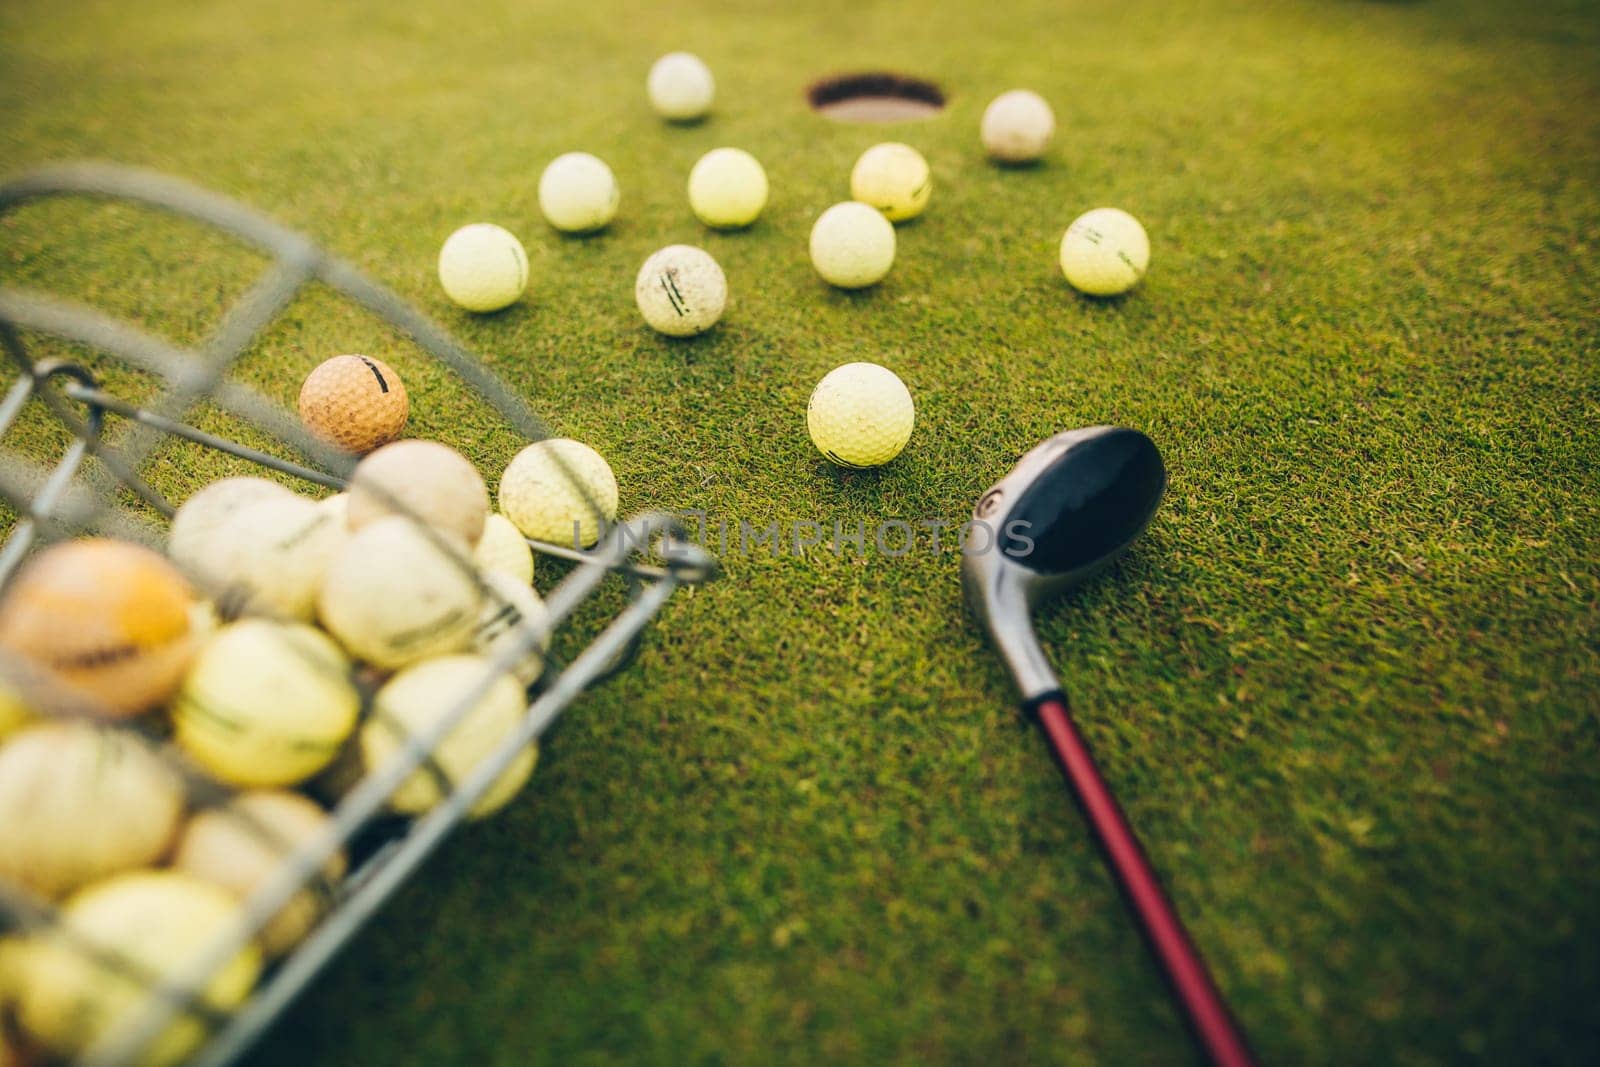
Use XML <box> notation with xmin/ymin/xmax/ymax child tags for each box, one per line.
<box><xmin>473</xmin><ymin>571</ymin><xmax>550</xmax><ymax>686</ymax></box>
<box><xmin>362</xmin><ymin>654</ymin><xmax>536</xmax><ymax>819</ymax></box>
<box><xmin>0</xmin><ymin>722</ymin><xmax>185</xmax><ymax>899</ymax></box>
<box><xmin>473</xmin><ymin>513</ymin><xmax>535</xmax><ymax>586</ymax></box>
<box><xmin>346</xmin><ymin>439</ymin><xmax>490</xmax><ymax>547</ymax></box>
<box><xmin>807</xmin><ymin>362</ymin><xmax>915</xmax><ymax>468</ymax></box>
<box><xmin>634</xmin><ymin>244</ymin><xmax>727</xmax><ymax>336</ymax></box>
<box><xmin>168</xmin><ymin>477</ymin><xmax>293</xmax><ymax>572</ymax></box>
<box><xmin>850</xmin><ymin>142</ymin><xmax>931</xmax><ymax>222</ymax></box>
<box><xmin>197</xmin><ymin>494</ymin><xmax>345</xmax><ymax>621</ymax></box>
<box><xmin>809</xmin><ymin>201</ymin><xmax>896</xmax><ymax>289</ymax></box>
<box><xmin>647</xmin><ymin>51</ymin><xmax>714</xmax><ymax>121</ymax></box>
<box><xmin>537</xmin><ymin>152</ymin><xmax>620</xmax><ymax>234</ymax></box>
<box><xmin>318</xmin><ymin>517</ymin><xmax>483</xmax><ymax>668</ymax></box>
<box><xmin>1059</xmin><ymin>207</ymin><xmax>1150</xmax><ymax>296</ymax></box>
<box><xmin>688</xmin><ymin>147</ymin><xmax>768</xmax><ymax>229</ymax></box>
<box><xmin>981</xmin><ymin>89</ymin><xmax>1056</xmax><ymax>163</ymax></box>
<box><xmin>437</xmin><ymin>223</ymin><xmax>529</xmax><ymax>313</ymax></box>
<box><xmin>498</xmin><ymin>438</ymin><xmax>619</xmax><ymax>547</ymax></box>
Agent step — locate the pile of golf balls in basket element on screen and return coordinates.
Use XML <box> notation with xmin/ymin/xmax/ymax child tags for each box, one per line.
<box><xmin>434</xmin><ymin>52</ymin><xmax>1151</xmax><ymax>472</ymax></box>
<box><xmin>0</xmin><ymin>426</ymin><xmax>625</xmax><ymax>1061</ymax></box>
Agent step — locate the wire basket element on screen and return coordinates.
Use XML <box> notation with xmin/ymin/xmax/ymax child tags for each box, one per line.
<box><xmin>0</xmin><ymin>162</ymin><xmax>716</xmax><ymax>1066</ymax></box>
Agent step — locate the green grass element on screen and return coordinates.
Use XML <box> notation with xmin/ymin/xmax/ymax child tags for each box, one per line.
<box><xmin>3</xmin><ymin>0</ymin><xmax>1599</xmax><ymax>1062</ymax></box>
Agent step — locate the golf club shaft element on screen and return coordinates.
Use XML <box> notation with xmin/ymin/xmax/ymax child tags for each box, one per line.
<box><xmin>1032</xmin><ymin>694</ymin><xmax>1255</xmax><ymax>1067</ymax></box>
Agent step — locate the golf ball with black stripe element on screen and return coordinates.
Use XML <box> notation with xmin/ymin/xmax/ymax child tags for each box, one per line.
<box><xmin>634</xmin><ymin>244</ymin><xmax>727</xmax><ymax>336</ymax></box>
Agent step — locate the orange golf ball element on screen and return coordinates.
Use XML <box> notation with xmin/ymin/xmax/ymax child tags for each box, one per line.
<box><xmin>0</xmin><ymin>539</ymin><xmax>197</xmax><ymax>718</ymax></box>
<box><xmin>297</xmin><ymin>354</ymin><xmax>409</xmax><ymax>455</ymax></box>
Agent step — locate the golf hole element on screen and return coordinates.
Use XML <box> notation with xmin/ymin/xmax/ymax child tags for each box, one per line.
<box><xmin>808</xmin><ymin>72</ymin><xmax>946</xmax><ymax>123</ymax></box>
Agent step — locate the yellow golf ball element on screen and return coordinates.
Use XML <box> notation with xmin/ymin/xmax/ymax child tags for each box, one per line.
<box><xmin>807</xmin><ymin>362</ymin><xmax>916</xmax><ymax>468</ymax></box>
<box><xmin>688</xmin><ymin>147</ymin><xmax>768</xmax><ymax>229</ymax></box>
<box><xmin>850</xmin><ymin>142</ymin><xmax>931</xmax><ymax>222</ymax></box>
<box><xmin>1059</xmin><ymin>207</ymin><xmax>1150</xmax><ymax>296</ymax></box>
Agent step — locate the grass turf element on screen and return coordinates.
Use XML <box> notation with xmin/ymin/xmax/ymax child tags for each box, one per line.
<box><xmin>2</xmin><ymin>0</ymin><xmax>1599</xmax><ymax>1062</ymax></box>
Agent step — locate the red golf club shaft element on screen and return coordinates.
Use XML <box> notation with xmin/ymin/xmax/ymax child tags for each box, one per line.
<box><xmin>1032</xmin><ymin>694</ymin><xmax>1255</xmax><ymax>1067</ymax></box>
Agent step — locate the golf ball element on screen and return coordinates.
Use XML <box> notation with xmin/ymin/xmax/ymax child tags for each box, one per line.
<box><xmin>173</xmin><ymin>620</ymin><xmax>361</xmax><ymax>787</ymax></box>
<box><xmin>7</xmin><ymin>871</ymin><xmax>260</xmax><ymax>1067</ymax></box>
<box><xmin>297</xmin><ymin>354</ymin><xmax>409</xmax><ymax>455</ymax></box>
<box><xmin>0</xmin><ymin>538</ymin><xmax>197</xmax><ymax>718</ymax></box>
<box><xmin>635</xmin><ymin>244</ymin><xmax>727</xmax><ymax>336</ymax></box>
<box><xmin>198</xmin><ymin>493</ymin><xmax>345</xmax><ymax>620</ymax></box>
<box><xmin>981</xmin><ymin>89</ymin><xmax>1056</xmax><ymax>163</ymax></box>
<box><xmin>538</xmin><ymin>152</ymin><xmax>620</xmax><ymax>234</ymax></box>
<box><xmin>647</xmin><ymin>51</ymin><xmax>714</xmax><ymax>121</ymax></box>
<box><xmin>473</xmin><ymin>512</ymin><xmax>535</xmax><ymax>586</ymax></box>
<box><xmin>850</xmin><ymin>142</ymin><xmax>932</xmax><ymax>222</ymax></box>
<box><xmin>0</xmin><ymin>722</ymin><xmax>185</xmax><ymax>899</ymax></box>
<box><xmin>807</xmin><ymin>362</ymin><xmax>916</xmax><ymax>468</ymax></box>
<box><xmin>173</xmin><ymin>790</ymin><xmax>347</xmax><ymax>958</ymax></box>
<box><xmin>809</xmin><ymin>202</ymin><xmax>896</xmax><ymax>289</ymax></box>
<box><xmin>1060</xmin><ymin>207</ymin><xmax>1150</xmax><ymax>296</ymax></box>
<box><xmin>438</xmin><ymin>223</ymin><xmax>529</xmax><ymax>312</ymax></box>
<box><xmin>346</xmin><ymin>439</ymin><xmax>490</xmax><ymax>547</ymax></box>
<box><xmin>318</xmin><ymin>516</ymin><xmax>483</xmax><ymax>668</ymax></box>
<box><xmin>688</xmin><ymin>147</ymin><xmax>768</xmax><ymax>229</ymax></box>
<box><xmin>498</xmin><ymin>438</ymin><xmax>620</xmax><ymax>547</ymax></box>
<box><xmin>362</xmin><ymin>654</ymin><xmax>536</xmax><ymax>819</ymax></box>
<box><xmin>473</xmin><ymin>571</ymin><xmax>550</xmax><ymax>686</ymax></box>
<box><xmin>168</xmin><ymin>477</ymin><xmax>293</xmax><ymax>569</ymax></box>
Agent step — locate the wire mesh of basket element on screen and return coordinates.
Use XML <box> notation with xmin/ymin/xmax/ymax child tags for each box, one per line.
<box><xmin>0</xmin><ymin>162</ymin><xmax>716</xmax><ymax>1067</ymax></box>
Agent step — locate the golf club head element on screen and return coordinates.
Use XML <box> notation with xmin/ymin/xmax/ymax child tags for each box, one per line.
<box><xmin>961</xmin><ymin>426</ymin><xmax>1167</xmax><ymax>702</ymax></box>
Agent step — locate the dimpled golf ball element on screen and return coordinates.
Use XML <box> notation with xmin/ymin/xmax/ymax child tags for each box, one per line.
<box><xmin>0</xmin><ymin>538</ymin><xmax>197</xmax><ymax>718</ymax></box>
<box><xmin>634</xmin><ymin>244</ymin><xmax>727</xmax><ymax>336</ymax></box>
<box><xmin>0</xmin><ymin>721</ymin><xmax>185</xmax><ymax>899</ymax></box>
<box><xmin>538</xmin><ymin>152</ymin><xmax>620</xmax><ymax>234</ymax></box>
<box><xmin>981</xmin><ymin>89</ymin><xmax>1056</xmax><ymax>163</ymax></box>
<box><xmin>346</xmin><ymin>439</ymin><xmax>489</xmax><ymax>547</ymax></box>
<box><xmin>850</xmin><ymin>142</ymin><xmax>932</xmax><ymax>222</ymax></box>
<box><xmin>1060</xmin><ymin>207</ymin><xmax>1150</xmax><ymax>296</ymax></box>
<box><xmin>807</xmin><ymin>362</ymin><xmax>916</xmax><ymax>468</ymax></box>
<box><xmin>438</xmin><ymin>223</ymin><xmax>529</xmax><ymax>312</ymax></box>
<box><xmin>318</xmin><ymin>517</ymin><xmax>483</xmax><ymax>668</ymax></box>
<box><xmin>809</xmin><ymin>202</ymin><xmax>896</xmax><ymax>289</ymax></box>
<box><xmin>362</xmin><ymin>654</ymin><xmax>536</xmax><ymax>818</ymax></box>
<box><xmin>173</xmin><ymin>790</ymin><xmax>347</xmax><ymax>958</ymax></box>
<box><xmin>297</xmin><ymin>354</ymin><xmax>409</xmax><ymax>455</ymax></box>
<box><xmin>499</xmin><ymin>438</ymin><xmax>619</xmax><ymax>547</ymax></box>
<box><xmin>173</xmin><ymin>620</ymin><xmax>360</xmax><ymax>787</ymax></box>
<box><xmin>8</xmin><ymin>871</ymin><xmax>260</xmax><ymax>1067</ymax></box>
<box><xmin>688</xmin><ymin>147</ymin><xmax>768</xmax><ymax>229</ymax></box>
<box><xmin>647</xmin><ymin>51</ymin><xmax>714</xmax><ymax>121</ymax></box>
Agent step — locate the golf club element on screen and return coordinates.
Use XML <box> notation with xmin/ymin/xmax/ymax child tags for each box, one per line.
<box><xmin>961</xmin><ymin>425</ymin><xmax>1255</xmax><ymax>1067</ymax></box>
